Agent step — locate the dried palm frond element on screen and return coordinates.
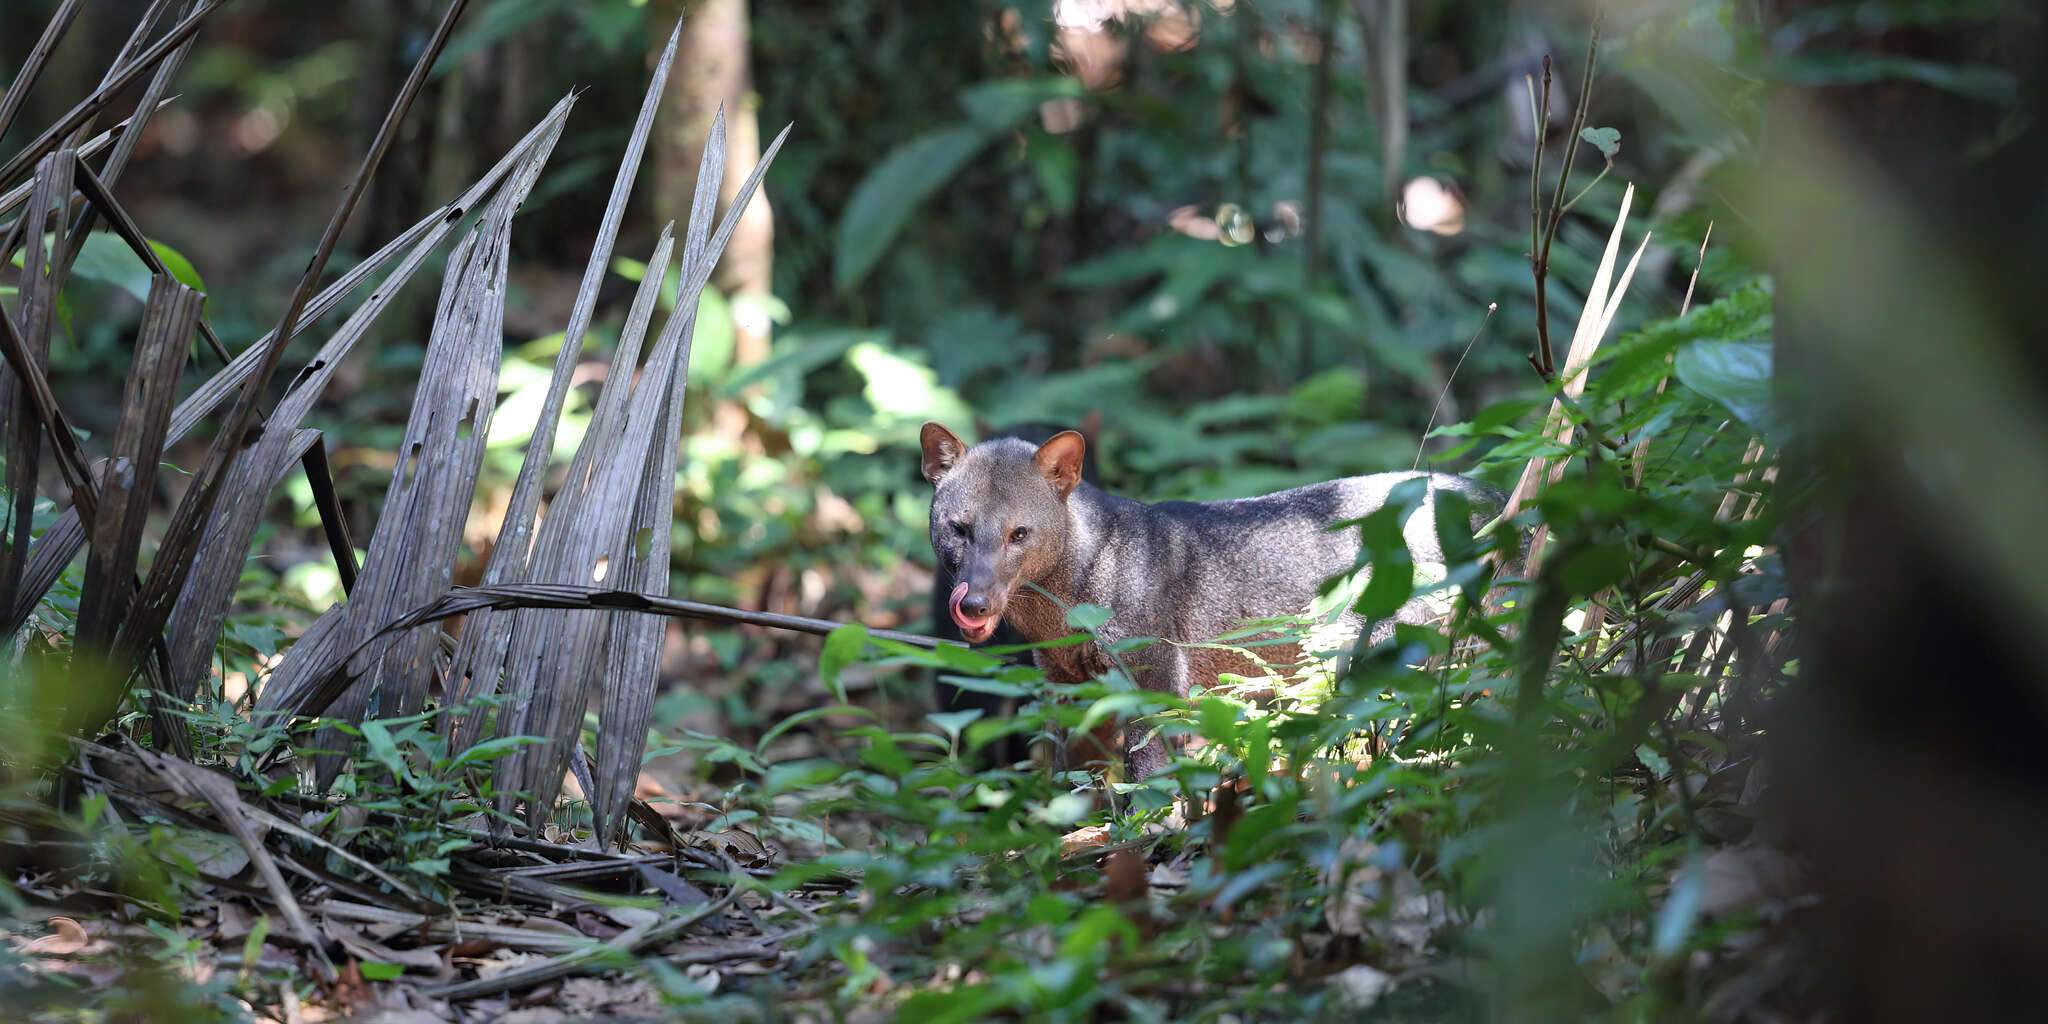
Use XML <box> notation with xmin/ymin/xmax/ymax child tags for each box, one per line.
<box><xmin>258</xmin><ymin>108</ymin><xmax>568</xmax><ymax>787</ymax></box>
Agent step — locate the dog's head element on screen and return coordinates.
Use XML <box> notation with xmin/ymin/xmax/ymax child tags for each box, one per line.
<box><xmin>919</xmin><ymin>422</ymin><xmax>1086</xmax><ymax>642</ymax></box>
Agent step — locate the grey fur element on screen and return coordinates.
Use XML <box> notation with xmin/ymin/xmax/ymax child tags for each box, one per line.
<box><xmin>920</xmin><ymin>422</ymin><xmax>1505</xmax><ymax>779</ymax></box>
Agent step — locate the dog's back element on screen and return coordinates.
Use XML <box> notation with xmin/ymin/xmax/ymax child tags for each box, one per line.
<box><xmin>1063</xmin><ymin>471</ymin><xmax>1504</xmax><ymax>660</ymax></box>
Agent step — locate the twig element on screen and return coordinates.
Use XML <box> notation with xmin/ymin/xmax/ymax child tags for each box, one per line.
<box><xmin>1528</xmin><ymin>23</ymin><xmax>1604</xmax><ymax>379</ymax></box>
<box><xmin>419</xmin><ymin>876</ymin><xmax>747</xmax><ymax>1000</ymax></box>
<box><xmin>1681</xmin><ymin>221</ymin><xmax>1713</xmax><ymax>317</ymax></box>
<box><xmin>1414</xmin><ymin>303</ymin><xmax>1496</xmax><ymax>470</ymax></box>
<box><xmin>1528</xmin><ymin>62</ymin><xmax>1550</xmax><ymax>375</ymax></box>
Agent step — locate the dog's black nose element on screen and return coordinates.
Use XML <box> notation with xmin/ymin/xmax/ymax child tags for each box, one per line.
<box><xmin>959</xmin><ymin>594</ymin><xmax>993</xmax><ymax>618</ymax></box>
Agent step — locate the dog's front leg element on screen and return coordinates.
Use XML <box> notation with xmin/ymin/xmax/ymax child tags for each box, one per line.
<box><xmin>1117</xmin><ymin>644</ymin><xmax>1187</xmax><ymax>781</ymax></box>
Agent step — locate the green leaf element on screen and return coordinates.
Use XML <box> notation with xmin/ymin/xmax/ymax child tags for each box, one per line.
<box><xmin>834</xmin><ymin>125</ymin><xmax>992</xmax><ymax>293</ymax></box>
<box><xmin>760</xmin><ymin>758</ymin><xmax>846</xmax><ymax>797</ymax></box>
<box><xmin>1077</xmin><ymin>691</ymin><xmax>1153</xmax><ymax>734</ymax></box>
<box><xmin>1580</xmin><ymin>126</ymin><xmax>1621</xmax><ymax>158</ymax></box>
<box><xmin>1027</xmin><ymin>136</ymin><xmax>1079</xmax><ymax>215</ymax></box>
<box><xmin>1286</xmin><ymin>368</ymin><xmax>1368</xmax><ymax>427</ymax></box>
<box><xmin>758</xmin><ymin>704</ymin><xmax>873</xmax><ymax>755</ymax></box>
<box><xmin>1197</xmin><ymin>698</ymin><xmax>1241</xmax><ymax>744</ymax></box>
<box><xmin>1058</xmin><ymin>905</ymin><xmax>1139</xmax><ymax>959</ymax></box>
<box><xmin>358</xmin><ymin>961</ymin><xmax>405</xmax><ymax>981</ymax></box>
<box><xmin>405</xmin><ymin>857</ymin><xmax>449</xmax><ymax>878</ymax></box>
<box><xmin>686</xmin><ymin>286</ymin><xmax>735</xmax><ymax>383</ymax></box>
<box><xmin>926</xmin><ymin>710</ymin><xmax>984</xmax><ymax>741</ymax></box>
<box><xmin>358</xmin><ymin>720</ymin><xmax>418</xmax><ymax>788</ymax></box>
<box><xmin>1065</xmin><ymin>603</ymin><xmax>1113</xmax><ymax>633</ymax></box>
<box><xmin>858</xmin><ymin>731</ymin><xmax>912</xmax><ymax>776</ymax></box>
<box><xmin>241</xmin><ymin>915</ymin><xmax>270</xmax><ymax>976</ymax></box>
<box><xmin>818</xmin><ymin>624</ymin><xmax>868</xmax><ymax>703</ymax></box>
<box><xmin>11</xmin><ymin>233</ymin><xmax>204</xmax><ymax>305</ymax></box>
<box><xmin>149</xmin><ymin>240</ymin><xmax>205</xmax><ymax>293</ymax></box>
<box><xmin>68</xmin><ymin>233</ymin><xmax>155</xmax><ymax>303</ymax></box>
<box><xmin>1653</xmin><ymin>851</ymin><xmax>1707</xmax><ymax>957</ymax></box>
<box><xmin>1555</xmin><ymin>541</ymin><xmax>1631</xmax><ymax>595</ymax></box>
<box><xmin>935</xmin><ymin>674</ymin><xmax>1027</xmax><ymax>699</ymax></box>
<box><xmin>1674</xmin><ymin>339</ymin><xmax>1777</xmax><ymax>436</ymax></box>
<box><xmin>442</xmin><ymin>734</ymin><xmax>540</xmax><ymax>771</ymax></box>
<box><xmin>957</xmin><ymin>76</ymin><xmax>1083</xmax><ymax>130</ymax></box>
<box><xmin>847</xmin><ymin>340</ymin><xmax>973</xmax><ymax>430</ymax></box>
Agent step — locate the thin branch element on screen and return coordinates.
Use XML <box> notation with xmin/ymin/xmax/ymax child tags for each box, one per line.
<box><xmin>1414</xmin><ymin>303</ymin><xmax>1496</xmax><ymax>470</ymax></box>
<box><xmin>1529</xmin><ymin>59</ymin><xmax>1551</xmax><ymax>376</ymax></box>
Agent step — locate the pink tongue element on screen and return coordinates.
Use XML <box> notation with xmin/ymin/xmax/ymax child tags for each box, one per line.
<box><xmin>948</xmin><ymin>582</ymin><xmax>994</xmax><ymax>634</ymax></box>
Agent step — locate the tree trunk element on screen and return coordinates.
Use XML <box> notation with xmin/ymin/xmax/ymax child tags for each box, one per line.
<box><xmin>649</xmin><ymin>0</ymin><xmax>773</xmax><ymax>377</ymax></box>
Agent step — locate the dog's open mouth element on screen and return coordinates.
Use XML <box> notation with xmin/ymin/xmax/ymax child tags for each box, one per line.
<box><xmin>947</xmin><ymin>582</ymin><xmax>999</xmax><ymax>643</ymax></box>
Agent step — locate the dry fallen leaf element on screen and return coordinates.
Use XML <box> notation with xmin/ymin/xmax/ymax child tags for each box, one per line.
<box><xmin>1698</xmin><ymin>845</ymin><xmax>1805</xmax><ymax>919</ymax></box>
<box><xmin>1060</xmin><ymin>825</ymin><xmax>1113</xmax><ymax>855</ymax></box>
<box><xmin>1329</xmin><ymin>964</ymin><xmax>1396</xmax><ymax>1011</ymax></box>
<box><xmin>1102</xmin><ymin>848</ymin><xmax>1148</xmax><ymax>905</ymax></box>
<box><xmin>22</xmin><ymin>916</ymin><xmax>89</xmax><ymax>955</ymax></box>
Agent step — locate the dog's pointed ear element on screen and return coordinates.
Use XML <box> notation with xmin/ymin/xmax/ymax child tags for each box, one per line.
<box><xmin>920</xmin><ymin>422</ymin><xmax>968</xmax><ymax>485</ymax></box>
<box><xmin>1034</xmin><ymin>430</ymin><xmax>1087</xmax><ymax>501</ymax></box>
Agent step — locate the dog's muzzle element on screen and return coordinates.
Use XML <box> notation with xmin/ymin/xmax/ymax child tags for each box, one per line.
<box><xmin>948</xmin><ymin>581</ymin><xmax>998</xmax><ymax>643</ymax></box>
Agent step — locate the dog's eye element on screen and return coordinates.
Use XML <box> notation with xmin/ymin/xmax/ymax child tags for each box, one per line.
<box><xmin>1009</xmin><ymin>526</ymin><xmax>1029</xmax><ymax>544</ymax></box>
<box><xmin>951</xmin><ymin>521</ymin><xmax>971</xmax><ymax>538</ymax></box>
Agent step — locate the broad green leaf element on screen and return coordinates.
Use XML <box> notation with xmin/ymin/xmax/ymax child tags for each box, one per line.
<box><xmin>926</xmin><ymin>710</ymin><xmax>983</xmax><ymax>741</ymax></box>
<box><xmin>43</xmin><ymin>233</ymin><xmax>158</xmax><ymax>304</ymax></box>
<box><xmin>1027</xmin><ymin>136</ymin><xmax>1078</xmax><ymax>215</ymax></box>
<box><xmin>358</xmin><ymin>961</ymin><xmax>405</xmax><ymax>981</ymax></box>
<box><xmin>1653</xmin><ymin>851</ymin><xmax>1707</xmax><ymax>957</ymax></box>
<box><xmin>1058</xmin><ymin>904</ymin><xmax>1139</xmax><ymax>959</ymax></box>
<box><xmin>1674</xmin><ymin>338</ymin><xmax>1776</xmax><ymax>436</ymax></box>
<box><xmin>958</xmin><ymin>77</ymin><xmax>1083</xmax><ymax>130</ymax></box>
<box><xmin>834</xmin><ymin>125</ymin><xmax>991</xmax><ymax>292</ymax></box>
<box><xmin>1580</xmin><ymin>126</ymin><xmax>1621</xmax><ymax>158</ymax></box>
<box><xmin>149</xmin><ymin>240</ymin><xmax>205</xmax><ymax>293</ymax></box>
<box><xmin>818</xmin><ymin>624</ymin><xmax>869</xmax><ymax>703</ymax></box>
<box><xmin>1064</xmin><ymin>603</ymin><xmax>1113</xmax><ymax>632</ymax></box>
<box><xmin>846</xmin><ymin>340</ymin><xmax>972</xmax><ymax>431</ymax></box>
<box><xmin>1029</xmin><ymin>792</ymin><xmax>1094</xmax><ymax>827</ymax></box>
<box><xmin>936</xmin><ymin>674</ymin><xmax>1027</xmax><ymax>699</ymax></box>
<box><xmin>687</xmin><ymin>286</ymin><xmax>735</xmax><ymax>383</ymax></box>
<box><xmin>1286</xmin><ymin>368</ymin><xmax>1368</xmax><ymax>426</ymax></box>
<box><xmin>858</xmin><ymin>731</ymin><xmax>912</xmax><ymax>776</ymax></box>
